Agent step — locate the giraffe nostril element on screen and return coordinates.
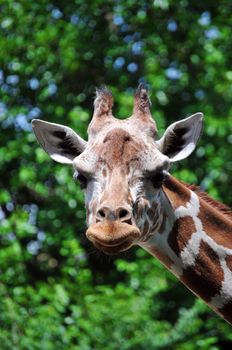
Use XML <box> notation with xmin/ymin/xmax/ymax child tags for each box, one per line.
<box><xmin>96</xmin><ymin>206</ymin><xmax>132</xmax><ymax>222</ymax></box>
<box><xmin>118</xmin><ymin>209</ymin><xmax>129</xmax><ymax>219</ymax></box>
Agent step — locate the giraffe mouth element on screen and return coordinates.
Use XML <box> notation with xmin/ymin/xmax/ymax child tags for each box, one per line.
<box><xmin>86</xmin><ymin>221</ymin><xmax>140</xmax><ymax>255</ymax></box>
<box><xmin>93</xmin><ymin>239</ymin><xmax>133</xmax><ymax>255</ymax></box>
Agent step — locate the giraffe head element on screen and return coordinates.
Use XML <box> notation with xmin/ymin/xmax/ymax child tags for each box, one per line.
<box><xmin>32</xmin><ymin>85</ymin><xmax>203</xmax><ymax>255</ymax></box>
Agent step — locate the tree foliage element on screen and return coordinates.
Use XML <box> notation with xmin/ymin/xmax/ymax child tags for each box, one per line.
<box><xmin>0</xmin><ymin>0</ymin><xmax>232</xmax><ymax>349</ymax></box>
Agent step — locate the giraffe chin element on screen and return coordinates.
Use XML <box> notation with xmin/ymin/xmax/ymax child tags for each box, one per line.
<box><xmin>86</xmin><ymin>221</ymin><xmax>141</xmax><ymax>255</ymax></box>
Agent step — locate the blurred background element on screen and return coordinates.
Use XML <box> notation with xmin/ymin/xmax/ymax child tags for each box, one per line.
<box><xmin>1</xmin><ymin>0</ymin><xmax>232</xmax><ymax>349</ymax></box>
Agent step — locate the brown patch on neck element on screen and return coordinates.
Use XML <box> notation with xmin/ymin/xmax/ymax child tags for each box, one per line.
<box><xmin>163</xmin><ymin>175</ymin><xmax>191</xmax><ymax>209</ymax></box>
<box><xmin>198</xmin><ymin>199</ymin><xmax>232</xmax><ymax>249</ymax></box>
<box><xmin>168</xmin><ymin>216</ymin><xmax>196</xmax><ymax>256</ymax></box>
<box><xmin>181</xmin><ymin>241</ymin><xmax>224</xmax><ymax>302</ymax></box>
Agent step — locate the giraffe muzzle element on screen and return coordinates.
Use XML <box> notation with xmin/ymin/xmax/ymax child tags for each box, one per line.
<box><xmin>86</xmin><ymin>221</ymin><xmax>140</xmax><ymax>255</ymax></box>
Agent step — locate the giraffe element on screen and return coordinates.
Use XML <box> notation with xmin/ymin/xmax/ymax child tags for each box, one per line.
<box><xmin>32</xmin><ymin>85</ymin><xmax>232</xmax><ymax>325</ymax></box>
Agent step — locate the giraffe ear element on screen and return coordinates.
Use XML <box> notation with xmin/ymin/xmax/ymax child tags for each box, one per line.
<box><xmin>156</xmin><ymin>113</ymin><xmax>203</xmax><ymax>162</ymax></box>
<box><xmin>31</xmin><ymin>119</ymin><xmax>87</xmax><ymax>164</ymax></box>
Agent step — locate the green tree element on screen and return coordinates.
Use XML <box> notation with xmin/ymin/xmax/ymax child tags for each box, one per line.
<box><xmin>0</xmin><ymin>0</ymin><xmax>232</xmax><ymax>349</ymax></box>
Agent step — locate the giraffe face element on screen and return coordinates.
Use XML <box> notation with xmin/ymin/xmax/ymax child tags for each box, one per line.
<box><xmin>73</xmin><ymin>121</ymin><xmax>170</xmax><ymax>255</ymax></box>
<box><xmin>32</xmin><ymin>85</ymin><xmax>203</xmax><ymax>255</ymax></box>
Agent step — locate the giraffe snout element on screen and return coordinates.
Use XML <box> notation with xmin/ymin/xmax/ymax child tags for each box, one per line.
<box><xmin>96</xmin><ymin>205</ymin><xmax>132</xmax><ymax>224</ymax></box>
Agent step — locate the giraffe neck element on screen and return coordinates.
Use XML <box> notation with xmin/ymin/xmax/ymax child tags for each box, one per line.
<box><xmin>140</xmin><ymin>175</ymin><xmax>232</xmax><ymax>325</ymax></box>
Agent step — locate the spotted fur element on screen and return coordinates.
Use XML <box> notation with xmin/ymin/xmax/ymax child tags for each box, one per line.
<box><xmin>142</xmin><ymin>176</ymin><xmax>232</xmax><ymax>324</ymax></box>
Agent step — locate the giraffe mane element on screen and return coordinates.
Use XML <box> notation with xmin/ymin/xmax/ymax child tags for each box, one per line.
<box><xmin>185</xmin><ymin>183</ymin><xmax>232</xmax><ymax>220</ymax></box>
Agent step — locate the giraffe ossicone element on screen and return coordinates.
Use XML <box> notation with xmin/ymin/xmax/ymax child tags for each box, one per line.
<box><xmin>32</xmin><ymin>85</ymin><xmax>232</xmax><ymax>325</ymax></box>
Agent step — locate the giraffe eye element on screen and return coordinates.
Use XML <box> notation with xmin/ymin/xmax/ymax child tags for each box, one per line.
<box><xmin>73</xmin><ymin>171</ymin><xmax>88</xmax><ymax>189</ymax></box>
<box><xmin>151</xmin><ymin>171</ymin><xmax>168</xmax><ymax>188</ymax></box>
